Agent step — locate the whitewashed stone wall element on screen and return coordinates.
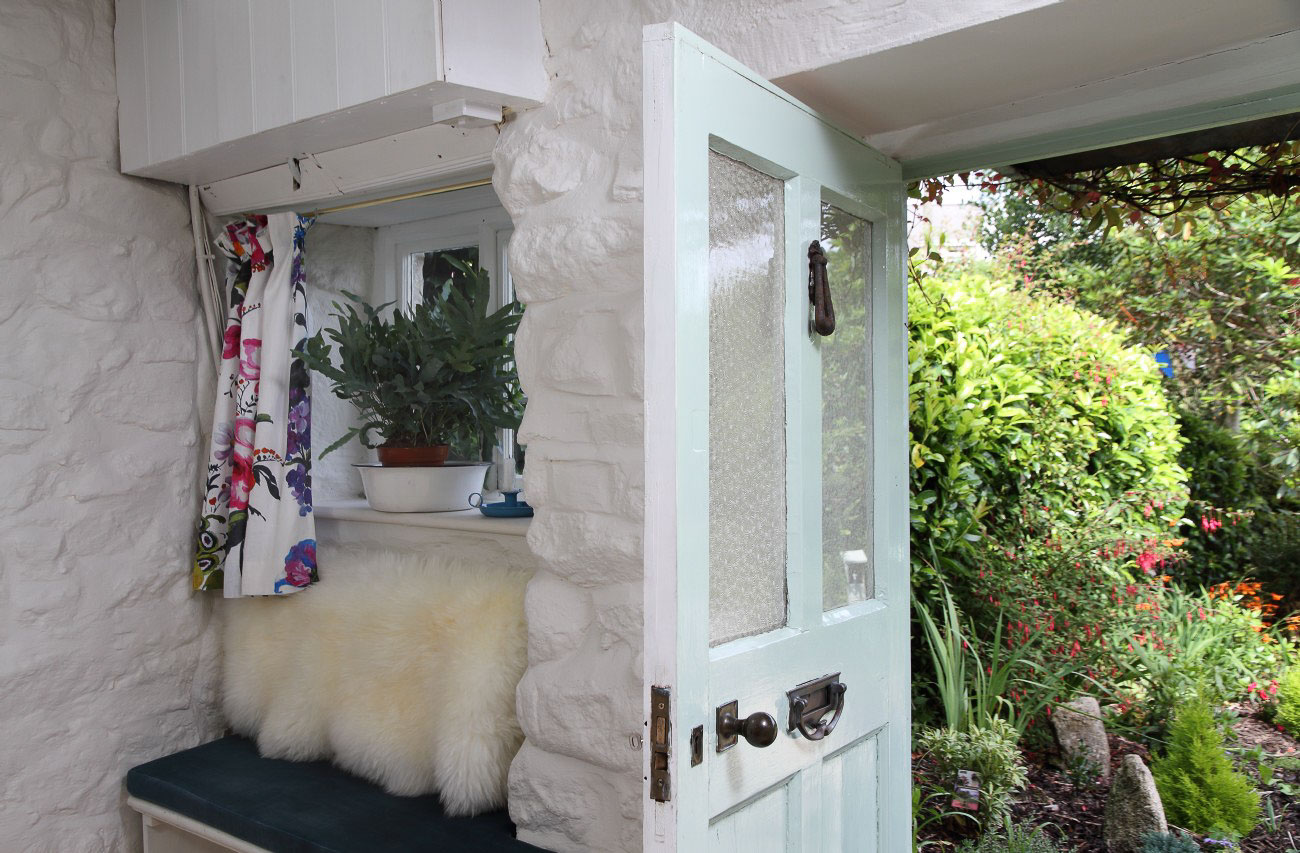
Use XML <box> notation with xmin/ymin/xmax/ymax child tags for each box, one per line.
<box><xmin>0</xmin><ymin>0</ymin><xmax>223</xmax><ymax>850</ymax></box>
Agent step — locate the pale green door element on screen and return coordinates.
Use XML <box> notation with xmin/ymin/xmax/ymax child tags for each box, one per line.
<box><xmin>643</xmin><ymin>24</ymin><xmax>909</xmax><ymax>852</ymax></box>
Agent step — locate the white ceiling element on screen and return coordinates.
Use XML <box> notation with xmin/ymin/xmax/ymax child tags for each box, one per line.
<box><xmin>773</xmin><ymin>0</ymin><xmax>1300</xmax><ymax>175</ymax></box>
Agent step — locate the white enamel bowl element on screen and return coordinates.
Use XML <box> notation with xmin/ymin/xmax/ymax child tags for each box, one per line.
<box><xmin>354</xmin><ymin>462</ymin><xmax>490</xmax><ymax>513</ymax></box>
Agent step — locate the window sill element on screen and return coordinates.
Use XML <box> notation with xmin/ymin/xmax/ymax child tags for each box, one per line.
<box><xmin>314</xmin><ymin>498</ymin><xmax>530</xmax><ymax>538</ymax></box>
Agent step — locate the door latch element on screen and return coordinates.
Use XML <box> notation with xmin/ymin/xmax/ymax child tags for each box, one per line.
<box><xmin>649</xmin><ymin>686</ymin><xmax>671</xmax><ymax>802</ymax></box>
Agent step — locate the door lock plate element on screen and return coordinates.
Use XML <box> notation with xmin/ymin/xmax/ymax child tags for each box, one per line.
<box><xmin>649</xmin><ymin>686</ymin><xmax>672</xmax><ymax>802</ymax></box>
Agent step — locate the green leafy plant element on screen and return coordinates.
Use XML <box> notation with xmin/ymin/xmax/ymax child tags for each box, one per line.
<box><xmin>917</xmin><ymin>719</ymin><xmax>1028</xmax><ymax>829</ymax></box>
<box><xmin>1139</xmin><ymin>831</ymin><xmax>1200</xmax><ymax>853</ymax></box>
<box><xmin>1151</xmin><ymin>699</ymin><xmax>1260</xmax><ymax>837</ymax></box>
<box><xmin>1108</xmin><ymin>583</ymin><xmax>1292</xmax><ymax>742</ymax></box>
<box><xmin>912</xmin><ymin>784</ymin><xmax>975</xmax><ymax>852</ymax></box>
<box><xmin>300</xmin><ymin>256</ymin><xmax>523</xmax><ymax>457</ymax></box>
<box><xmin>954</xmin><ymin>817</ymin><xmax>1062</xmax><ymax>852</ymax></box>
<box><xmin>914</xmin><ymin>584</ymin><xmax>1071</xmax><ymax>735</ymax></box>
<box><xmin>1275</xmin><ymin>668</ymin><xmax>1300</xmax><ymax>733</ymax></box>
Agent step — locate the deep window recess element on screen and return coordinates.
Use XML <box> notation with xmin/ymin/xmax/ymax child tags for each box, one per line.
<box><xmin>374</xmin><ymin>200</ymin><xmax>521</xmax><ymax>492</ymax></box>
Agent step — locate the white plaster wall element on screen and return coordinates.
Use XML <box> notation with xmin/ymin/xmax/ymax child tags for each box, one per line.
<box><xmin>0</xmin><ymin>0</ymin><xmax>223</xmax><ymax>850</ymax></box>
<box><xmin>304</xmin><ymin>223</ymin><xmax>375</xmax><ymax>500</ymax></box>
<box><xmin>497</xmin><ymin>2</ymin><xmax>1032</xmax><ymax>849</ymax></box>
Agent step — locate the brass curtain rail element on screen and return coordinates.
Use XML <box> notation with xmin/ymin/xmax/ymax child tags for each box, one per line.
<box><xmin>309</xmin><ymin>177</ymin><xmax>493</xmax><ymax>217</ymax></box>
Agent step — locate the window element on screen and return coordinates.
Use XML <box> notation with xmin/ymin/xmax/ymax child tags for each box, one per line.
<box><xmin>374</xmin><ymin>197</ymin><xmax>521</xmax><ymax>491</ymax></box>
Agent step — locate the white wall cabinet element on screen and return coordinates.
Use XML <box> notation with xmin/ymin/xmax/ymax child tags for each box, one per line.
<box><xmin>115</xmin><ymin>0</ymin><xmax>545</xmax><ymax>186</ymax></box>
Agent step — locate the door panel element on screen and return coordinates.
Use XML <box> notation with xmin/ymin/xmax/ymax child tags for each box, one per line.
<box><xmin>643</xmin><ymin>23</ymin><xmax>909</xmax><ymax>852</ymax></box>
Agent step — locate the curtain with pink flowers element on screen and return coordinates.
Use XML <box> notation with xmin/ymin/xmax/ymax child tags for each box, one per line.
<box><xmin>193</xmin><ymin>213</ymin><xmax>317</xmax><ymax>596</ymax></box>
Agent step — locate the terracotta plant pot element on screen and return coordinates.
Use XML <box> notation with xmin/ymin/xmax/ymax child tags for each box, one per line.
<box><xmin>377</xmin><ymin>444</ymin><xmax>450</xmax><ymax>467</ymax></box>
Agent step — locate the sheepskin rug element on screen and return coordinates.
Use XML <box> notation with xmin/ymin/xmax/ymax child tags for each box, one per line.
<box><xmin>222</xmin><ymin>547</ymin><xmax>529</xmax><ymax>816</ymax></box>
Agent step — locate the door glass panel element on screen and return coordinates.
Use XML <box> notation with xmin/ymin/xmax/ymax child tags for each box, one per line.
<box><xmin>707</xmin><ymin>150</ymin><xmax>788</xmax><ymax>646</ymax></box>
<box><xmin>821</xmin><ymin>204</ymin><xmax>873</xmax><ymax>610</ymax></box>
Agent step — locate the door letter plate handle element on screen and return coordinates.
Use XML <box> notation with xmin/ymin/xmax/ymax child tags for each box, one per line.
<box><xmin>787</xmin><ymin>673</ymin><xmax>846</xmax><ymax>741</ymax></box>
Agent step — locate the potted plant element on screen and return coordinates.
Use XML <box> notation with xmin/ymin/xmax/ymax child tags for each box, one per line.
<box><xmin>301</xmin><ymin>256</ymin><xmax>523</xmax><ymax>512</ymax></box>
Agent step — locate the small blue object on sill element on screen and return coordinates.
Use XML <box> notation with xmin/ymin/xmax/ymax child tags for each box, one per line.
<box><xmin>471</xmin><ymin>489</ymin><xmax>534</xmax><ymax>518</ymax></box>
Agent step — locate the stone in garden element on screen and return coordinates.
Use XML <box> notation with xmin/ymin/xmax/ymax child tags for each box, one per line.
<box><xmin>1104</xmin><ymin>754</ymin><xmax>1168</xmax><ymax>853</ymax></box>
<box><xmin>1052</xmin><ymin>695</ymin><xmax>1112</xmax><ymax>783</ymax></box>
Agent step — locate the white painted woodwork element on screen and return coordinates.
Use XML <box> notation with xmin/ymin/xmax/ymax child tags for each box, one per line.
<box><xmin>643</xmin><ymin>24</ymin><xmax>909</xmax><ymax>851</ymax></box>
<box><xmin>770</xmin><ymin>0</ymin><xmax>1300</xmax><ymax>177</ymax></box>
<box><xmin>130</xmin><ymin>797</ymin><xmax>271</xmax><ymax>853</ymax></box>
<box><xmin>196</xmin><ymin>122</ymin><xmax>498</xmax><ymax>216</ymax></box>
<box><xmin>114</xmin><ymin>0</ymin><xmax>545</xmax><ymax>185</ymax></box>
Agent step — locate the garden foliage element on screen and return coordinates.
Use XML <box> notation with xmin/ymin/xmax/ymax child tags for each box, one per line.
<box><xmin>1107</xmin><ymin>583</ymin><xmax>1289</xmax><ymax>740</ymax></box>
<box><xmin>1139</xmin><ymin>832</ymin><xmax>1199</xmax><ymax>853</ymax></box>
<box><xmin>1151</xmin><ymin>700</ymin><xmax>1260</xmax><ymax>838</ymax></box>
<box><xmin>909</xmin><ymin>273</ymin><xmax>1186</xmax><ymax>598</ymax></box>
<box><xmin>916</xmin><ymin>719</ymin><xmax>1027</xmax><ymax>828</ymax></box>
<box><xmin>1274</xmin><ymin>668</ymin><xmax>1300</xmax><ymax>734</ymax></box>
<box><xmin>954</xmin><ymin>819</ymin><xmax>1062</xmax><ymax>853</ymax></box>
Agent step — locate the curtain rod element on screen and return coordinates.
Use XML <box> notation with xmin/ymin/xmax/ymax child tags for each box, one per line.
<box><xmin>309</xmin><ymin>177</ymin><xmax>493</xmax><ymax>217</ymax></box>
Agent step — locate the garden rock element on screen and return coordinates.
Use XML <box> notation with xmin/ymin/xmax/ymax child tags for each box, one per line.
<box><xmin>1104</xmin><ymin>754</ymin><xmax>1167</xmax><ymax>852</ymax></box>
<box><xmin>1051</xmin><ymin>696</ymin><xmax>1111</xmax><ymax>783</ymax></box>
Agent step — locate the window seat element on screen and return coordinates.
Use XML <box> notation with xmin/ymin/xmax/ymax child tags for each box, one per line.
<box><xmin>126</xmin><ymin>736</ymin><xmax>540</xmax><ymax>853</ymax></box>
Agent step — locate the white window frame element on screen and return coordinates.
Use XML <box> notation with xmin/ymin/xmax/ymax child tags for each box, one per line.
<box><xmin>373</xmin><ymin>202</ymin><xmax>519</xmax><ymax>491</ymax></box>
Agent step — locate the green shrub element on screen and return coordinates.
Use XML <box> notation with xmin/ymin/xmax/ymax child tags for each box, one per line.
<box><xmin>908</xmin><ymin>274</ymin><xmax>1187</xmax><ymax>597</ymax></box>
<box><xmin>917</xmin><ymin>719</ymin><xmax>1027</xmax><ymax>828</ymax></box>
<box><xmin>1178</xmin><ymin>409</ymin><xmax>1253</xmax><ymax>509</ymax></box>
<box><xmin>1151</xmin><ymin>700</ymin><xmax>1259</xmax><ymax>837</ymax></box>
<box><xmin>1140</xmin><ymin>831</ymin><xmax>1199</xmax><ymax>853</ymax></box>
<box><xmin>955</xmin><ymin>819</ymin><xmax>1062</xmax><ymax>853</ymax></box>
<box><xmin>1274</xmin><ymin>668</ymin><xmax>1300</xmax><ymax>733</ymax></box>
<box><xmin>1108</xmin><ymin>583</ymin><xmax>1291</xmax><ymax>741</ymax></box>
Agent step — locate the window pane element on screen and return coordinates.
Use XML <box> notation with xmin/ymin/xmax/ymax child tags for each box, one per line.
<box><xmin>707</xmin><ymin>151</ymin><xmax>788</xmax><ymax>646</ymax></box>
<box><xmin>821</xmin><ymin>204</ymin><xmax>873</xmax><ymax>610</ymax></box>
<box><xmin>407</xmin><ymin>245</ymin><xmax>479</xmax><ymax>308</ymax></box>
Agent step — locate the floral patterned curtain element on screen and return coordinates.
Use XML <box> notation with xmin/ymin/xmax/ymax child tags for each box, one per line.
<box><xmin>193</xmin><ymin>213</ymin><xmax>317</xmax><ymax>596</ymax></box>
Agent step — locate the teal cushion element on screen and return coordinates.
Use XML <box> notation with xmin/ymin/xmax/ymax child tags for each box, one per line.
<box><xmin>126</xmin><ymin>737</ymin><xmax>540</xmax><ymax>852</ymax></box>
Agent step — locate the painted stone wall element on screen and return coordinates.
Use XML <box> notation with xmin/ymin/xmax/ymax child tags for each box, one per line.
<box><xmin>0</xmin><ymin>0</ymin><xmax>223</xmax><ymax>849</ymax></box>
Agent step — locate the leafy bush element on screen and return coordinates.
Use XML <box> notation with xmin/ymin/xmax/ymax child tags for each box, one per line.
<box><xmin>1140</xmin><ymin>831</ymin><xmax>1200</xmax><ymax>853</ymax></box>
<box><xmin>1152</xmin><ymin>700</ymin><xmax>1260</xmax><ymax>838</ymax></box>
<box><xmin>1109</xmin><ymin>583</ymin><xmax>1290</xmax><ymax>741</ymax></box>
<box><xmin>909</xmin><ymin>274</ymin><xmax>1186</xmax><ymax>598</ymax></box>
<box><xmin>917</xmin><ymin>719</ymin><xmax>1028</xmax><ymax>828</ymax></box>
<box><xmin>1178</xmin><ymin>409</ymin><xmax>1253</xmax><ymax>509</ymax></box>
<box><xmin>300</xmin><ymin>257</ymin><xmax>523</xmax><ymax>457</ymax></box>
<box><xmin>955</xmin><ymin>819</ymin><xmax>1062</xmax><ymax>853</ymax></box>
<box><xmin>1274</xmin><ymin>668</ymin><xmax>1300</xmax><ymax>734</ymax></box>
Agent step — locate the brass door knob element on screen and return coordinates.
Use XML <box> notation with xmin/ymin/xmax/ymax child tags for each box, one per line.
<box><xmin>716</xmin><ymin>701</ymin><xmax>778</xmax><ymax>751</ymax></box>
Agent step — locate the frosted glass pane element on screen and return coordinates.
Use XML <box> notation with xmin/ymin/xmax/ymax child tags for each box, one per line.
<box><xmin>821</xmin><ymin>204</ymin><xmax>873</xmax><ymax>610</ymax></box>
<box><xmin>708</xmin><ymin>151</ymin><xmax>788</xmax><ymax>646</ymax></box>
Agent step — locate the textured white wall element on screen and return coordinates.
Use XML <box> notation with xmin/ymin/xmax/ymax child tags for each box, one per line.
<box><xmin>0</xmin><ymin>0</ymin><xmax>223</xmax><ymax>850</ymax></box>
<box><xmin>305</xmin><ymin>223</ymin><xmax>375</xmax><ymax>500</ymax></box>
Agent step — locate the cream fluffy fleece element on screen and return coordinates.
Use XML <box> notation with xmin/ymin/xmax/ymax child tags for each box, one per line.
<box><xmin>222</xmin><ymin>547</ymin><xmax>529</xmax><ymax>816</ymax></box>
